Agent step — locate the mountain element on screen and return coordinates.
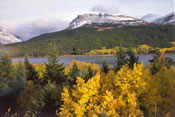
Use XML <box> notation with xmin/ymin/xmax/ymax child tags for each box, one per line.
<box><xmin>0</xmin><ymin>26</ymin><xmax>22</xmax><ymax>45</ymax></box>
<box><xmin>7</xmin><ymin>25</ymin><xmax>174</xmax><ymax>57</ymax></box>
<box><xmin>3</xmin><ymin>13</ymin><xmax>174</xmax><ymax>57</ymax></box>
<box><xmin>68</xmin><ymin>13</ymin><xmax>148</xmax><ymax>29</ymax></box>
<box><xmin>141</xmin><ymin>14</ymin><xmax>161</xmax><ymax>23</ymax></box>
<box><xmin>153</xmin><ymin>12</ymin><xmax>175</xmax><ymax>25</ymax></box>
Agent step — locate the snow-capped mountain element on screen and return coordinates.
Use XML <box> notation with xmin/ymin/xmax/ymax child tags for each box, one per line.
<box><xmin>153</xmin><ymin>12</ymin><xmax>175</xmax><ymax>25</ymax></box>
<box><xmin>0</xmin><ymin>26</ymin><xmax>22</xmax><ymax>45</ymax></box>
<box><xmin>141</xmin><ymin>14</ymin><xmax>161</xmax><ymax>23</ymax></box>
<box><xmin>68</xmin><ymin>13</ymin><xmax>148</xmax><ymax>29</ymax></box>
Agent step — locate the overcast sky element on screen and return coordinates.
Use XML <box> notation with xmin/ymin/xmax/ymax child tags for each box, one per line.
<box><xmin>0</xmin><ymin>0</ymin><xmax>174</xmax><ymax>40</ymax></box>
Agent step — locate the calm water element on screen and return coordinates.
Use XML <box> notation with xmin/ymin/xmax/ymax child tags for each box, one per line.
<box><xmin>12</xmin><ymin>54</ymin><xmax>175</xmax><ymax>66</ymax></box>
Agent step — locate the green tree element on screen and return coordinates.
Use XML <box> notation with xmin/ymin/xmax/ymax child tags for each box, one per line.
<box><xmin>72</xmin><ymin>47</ymin><xmax>77</xmax><ymax>55</ymax></box>
<box><xmin>24</xmin><ymin>56</ymin><xmax>39</xmax><ymax>84</ymax></box>
<box><xmin>149</xmin><ymin>52</ymin><xmax>174</xmax><ymax>74</ymax></box>
<box><xmin>84</xmin><ymin>66</ymin><xmax>94</xmax><ymax>81</ymax></box>
<box><xmin>114</xmin><ymin>47</ymin><xmax>128</xmax><ymax>72</ymax></box>
<box><xmin>69</xmin><ymin>63</ymin><xmax>80</xmax><ymax>85</ymax></box>
<box><xmin>0</xmin><ymin>58</ymin><xmax>27</xmax><ymax>116</ymax></box>
<box><xmin>127</xmin><ymin>51</ymin><xmax>139</xmax><ymax>69</ymax></box>
<box><xmin>14</xmin><ymin>62</ymin><xmax>27</xmax><ymax>90</ymax></box>
<box><xmin>42</xmin><ymin>44</ymin><xmax>66</xmax><ymax>85</ymax></box>
<box><xmin>102</xmin><ymin>60</ymin><xmax>110</xmax><ymax>74</ymax></box>
<box><xmin>0</xmin><ymin>57</ymin><xmax>12</xmax><ymax>80</ymax></box>
<box><xmin>0</xmin><ymin>57</ymin><xmax>13</xmax><ymax>96</ymax></box>
<box><xmin>29</xmin><ymin>82</ymin><xmax>62</xmax><ymax>117</ymax></box>
<box><xmin>22</xmin><ymin>45</ymin><xmax>66</xmax><ymax>117</ymax></box>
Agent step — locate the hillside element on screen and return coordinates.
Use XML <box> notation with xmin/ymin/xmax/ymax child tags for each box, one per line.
<box><xmin>6</xmin><ymin>24</ymin><xmax>175</xmax><ymax>57</ymax></box>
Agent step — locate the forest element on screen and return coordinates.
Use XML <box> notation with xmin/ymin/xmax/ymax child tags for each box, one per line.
<box><xmin>0</xmin><ymin>46</ymin><xmax>175</xmax><ymax>117</ymax></box>
<box><xmin>4</xmin><ymin>25</ymin><xmax>175</xmax><ymax>57</ymax></box>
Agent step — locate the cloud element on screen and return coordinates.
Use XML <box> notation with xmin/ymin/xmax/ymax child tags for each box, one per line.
<box><xmin>90</xmin><ymin>5</ymin><xmax>120</xmax><ymax>14</ymax></box>
<box><xmin>0</xmin><ymin>18</ymin><xmax>69</xmax><ymax>40</ymax></box>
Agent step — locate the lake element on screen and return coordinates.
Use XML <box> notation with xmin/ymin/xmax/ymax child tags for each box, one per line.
<box><xmin>12</xmin><ymin>54</ymin><xmax>175</xmax><ymax>66</ymax></box>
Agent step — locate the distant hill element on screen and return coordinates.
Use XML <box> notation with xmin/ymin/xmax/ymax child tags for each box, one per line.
<box><xmin>6</xmin><ymin>24</ymin><xmax>175</xmax><ymax>57</ymax></box>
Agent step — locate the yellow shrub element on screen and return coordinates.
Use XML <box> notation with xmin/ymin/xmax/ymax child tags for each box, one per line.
<box><xmin>58</xmin><ymin>64</ymin><xmax>151</xmax><ymax>116</ymax></box>
<box><xmin>66</xmin><ymin>60</ymin><xmax>101</xmax><ymax>74</ymax></box>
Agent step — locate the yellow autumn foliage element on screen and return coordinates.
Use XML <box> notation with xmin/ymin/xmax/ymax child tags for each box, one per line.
<box><xmin>87</xmin><ymin>44</ymin><xmax>175</xmax><ymax>55</ymax></box>
<box><xmin>171</xmin><ymin>41</ymin><xmax>175</xmax><ymax>46</ymax></box>
<box><xmin>143</xmin><ymin>66</ymin><xmax>175</xmax><ymax>116</ymax></box>
<box><xmin>159</xmin><ymin>47</ymin><xmax>175</xmax><ymax>53</ymax></box>
<box><xmin>136</xmin><ymin>44</ymin><xmax>153</xmax><ymax>54</ymax></box>
<box><xmin>59</xmin><ymin>63</ymin><xmax>151</xmax><ymax>117</ymax></box>
<box><xmin>65</xmin><ymin>60</ymin><xmax>101</xmax><ymax>75</ymax></box>
<box><xmin>88</xmin><ymin>49</ymin><xmax>116</xmax><ymax>55</ymax></box>
<box><xmin>33</xmin><ymin>63</ymin><xmax>46</xmax><ymax>79</ymax></box>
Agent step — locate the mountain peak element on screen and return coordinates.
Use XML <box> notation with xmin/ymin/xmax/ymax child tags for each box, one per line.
<box><xmin>153</xmin><ymin>12</ymin><xmax>175</xmax><ymax>25</ymax></box>
<box><xmin>0</xmin><ymin>26</ymin><xmax>22</xmax><ymax>45</ymax></box>
<box><xmin>141</xmin><ymin>14</ymin><xmax>161</xmax><ymax>23</ymax></box>
<box><xmin>68</xmin><ymin>13</ymin><xmax>147</xmax><ymax>29</ymax></box>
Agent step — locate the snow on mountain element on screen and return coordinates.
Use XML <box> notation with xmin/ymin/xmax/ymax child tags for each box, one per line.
<box><xmin>0</xmin><ymin>26</ymin><xmax>22</xmax><ymax>45</ymax></box>
<box><xmin>141</xmin><ymin>14</ymin><xmax>161</xmax><ymax>23</ymax></box>
<box><xmin>68</xmin><ymin>13</ymin><xmax>148</xmax><ymax>29</ymax></box>
<box><xmin>153</xmin><ymin>12</ymin><xmax>175</xmax><ymax>25</ymax></box>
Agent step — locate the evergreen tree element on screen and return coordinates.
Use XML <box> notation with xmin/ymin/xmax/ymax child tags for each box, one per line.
<box><xmin>84</xmin><ymin>66</ymin><xmax>93</xmax><ymax>81</ymax></box>
<box><xmin>0</xmin><ymin>57</ymin><xmax>12</xmax><ymax>79</ymax></box>
<box><xmin>0</xmin><ymin>57</ymin><xmax>13</xmax><ymax>96</ymax></box>
<box><xmin>69</xmin><ymin>63</ymin><xmax>80</xmax><ymax>85</ymax></box>
<box><xmin>43</xmin><ymin>44</ymin><xmax>66</xmax><ymax>85</ymax></box>
<box><xmin>29</xmin><ymin>82</ymin><xmax>62</xmax><ymax>117</ymax></box>
<box><xmin>127</xmin><ymin>51</ymin><xmax>139</xmax><ymax>69</ymax></box>
<box><xmin>114</xmin><ymin>47</ymin><xmax>128</xmax><ymax>72</ymax></box>
<box><xmin>15</xmin><ymin>62</ymin><xmax>27</xmax><ymax>90</ymax></box>
<box><xmin>72</xmin><ymin>48</ymin><xmax>77</xmax><ymax>55</ymax></box>
<box><xmin>24</xmin><ymin>56</ymin><xmax>39</xmax><ymax>84</ymax></box>
<box><xmin>149</xmin><ymin>52</ymin><xmax>174</xmax><ymax>74</ymax></box>
<box><xmin>102</xmin><ymin>60</ymin><xmax>110</xmax><ymax>74</ymax></box>
<box><xmin>0</xmin><ymin>57</ymin><xmax>27</xmax><ymax>96</ymax></box>
<box><xmin>29</xmin><ymin>44</ymin><xmax>66</xmax><ymax>116</ymax></box>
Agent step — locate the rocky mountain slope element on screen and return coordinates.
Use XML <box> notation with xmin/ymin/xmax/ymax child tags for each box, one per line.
<box><xmin>0</xmin><ymin>26</ymin><xmax>22</xmax><ymax>45</ymax></box>
<box><xmin>141</xmin><ymin>14</ymin><xmax>161</xmax><ymax>23</ymax></box>
<box><xmin>68</xmin><ymin>13</ymin><xmax>148</xmax><ymax>29</ymax></box>
<box><xmin>153</xmin><ymin>12</ymin><xmax>175</xmax><ymax>25</ymax></box>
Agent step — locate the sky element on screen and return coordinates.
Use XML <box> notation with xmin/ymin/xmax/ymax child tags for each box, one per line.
<box><xmin>0</xmin><ymin>0</ymin><xmax>174</xmax><ymax>40</ymax></box>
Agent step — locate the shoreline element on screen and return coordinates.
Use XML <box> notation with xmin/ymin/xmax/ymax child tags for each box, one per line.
<box><xmin>11</xmin><ymin>53</ymin><xmax>175</xmax><ymax>59</ymax></box>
